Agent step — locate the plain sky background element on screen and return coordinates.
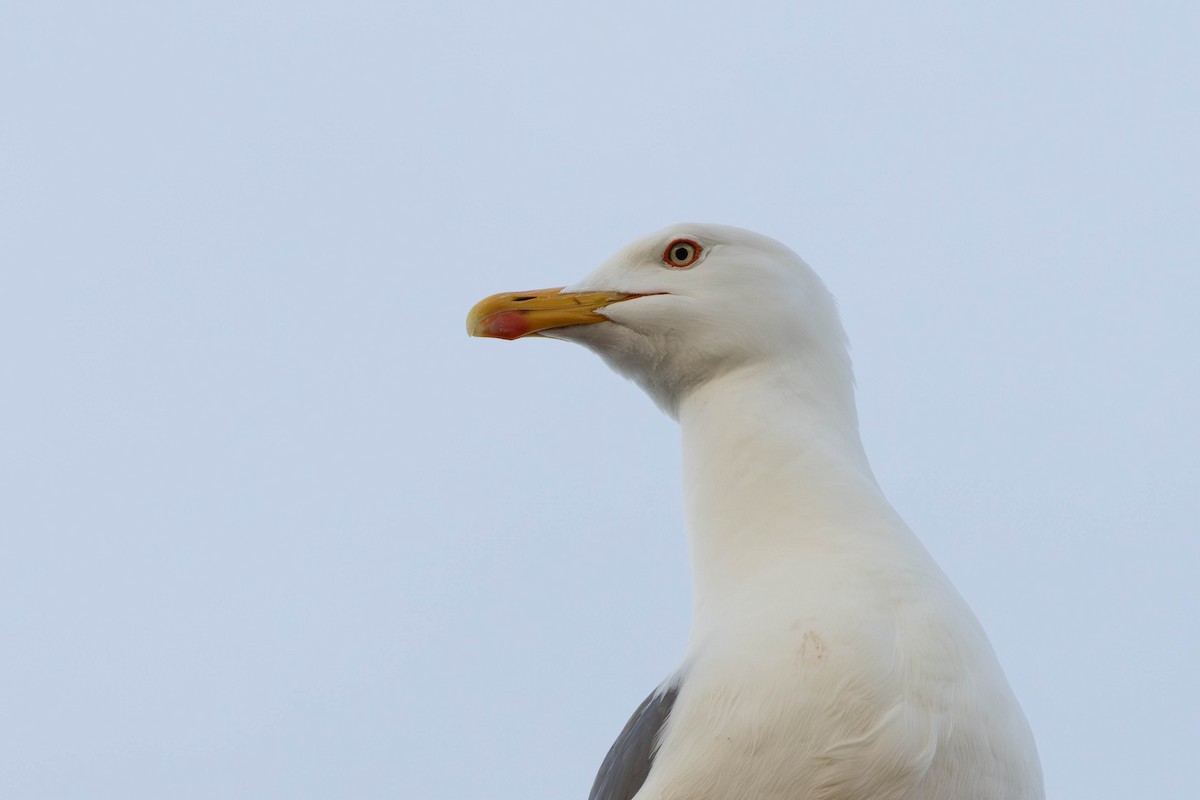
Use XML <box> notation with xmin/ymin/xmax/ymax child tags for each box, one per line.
<box><xmin>2</xmin><ymin>2</ymin><xmax>1197</xmax><ymax>798</ymax></box>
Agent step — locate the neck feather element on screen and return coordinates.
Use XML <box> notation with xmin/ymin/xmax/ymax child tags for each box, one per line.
<box><xmin>677</xmin><ymin>358</ymin><xmax>907</xmax><ymax>628</ymax></box>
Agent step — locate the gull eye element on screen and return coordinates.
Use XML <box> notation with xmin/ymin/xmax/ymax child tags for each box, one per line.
<box><xmin>663</xmin><ymin>238</ymin><xmax>701</xmax><ymax>268</ymax></box>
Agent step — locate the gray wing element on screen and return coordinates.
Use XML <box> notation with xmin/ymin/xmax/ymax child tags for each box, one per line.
<box><xmin>588</xmin><ymin>683</ymin><xmax>680</xmax><ymax>800</ymax></box>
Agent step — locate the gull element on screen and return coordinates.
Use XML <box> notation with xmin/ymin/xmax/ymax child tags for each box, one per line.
<box><xmin>467</xmin><ymin>224</ymin><xmax>1043</xmax><ymax>800</ymax></box>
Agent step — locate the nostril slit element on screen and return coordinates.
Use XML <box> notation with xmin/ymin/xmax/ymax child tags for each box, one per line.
<box><xmin>513</xmin><ymin>296</ymin><xmax>535</xmax><ymax>302</ymax></box>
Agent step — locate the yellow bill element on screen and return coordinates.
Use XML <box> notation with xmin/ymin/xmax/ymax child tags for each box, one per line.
<box><xmin>467</xmin><ymin>287</ymin><xmax>642</xmax><ymax>340</ymax></box>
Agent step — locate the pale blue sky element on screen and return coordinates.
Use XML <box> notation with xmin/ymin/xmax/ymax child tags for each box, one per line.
<box><xmin>1</xmin><ymin>2</ymin><xmax>1196</xmax><ymax>798</ymax></box>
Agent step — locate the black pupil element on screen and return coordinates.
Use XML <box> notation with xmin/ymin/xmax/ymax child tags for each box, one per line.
<box><xmin>674</xmin><ymin>247</ymin><xmax>690</xmax><ymax>261</ymax></box>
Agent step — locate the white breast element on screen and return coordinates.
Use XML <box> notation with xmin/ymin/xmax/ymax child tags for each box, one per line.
<box><xmin>633</xmin><ymin>364</ymin><xmax>1043</xmax><ymax>800</ymax></box>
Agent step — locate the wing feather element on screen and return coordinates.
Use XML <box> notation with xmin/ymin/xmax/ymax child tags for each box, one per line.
<box><xmin>589</xmin><ymin>683</ymin><xmax>680</xmax><ymax>800</ymax></box>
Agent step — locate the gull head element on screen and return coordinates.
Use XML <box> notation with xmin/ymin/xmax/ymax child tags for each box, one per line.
<box><xmin>467</xmin><ymin>223</ymin><xmax>852</xmax><ymax>416</ymax></box>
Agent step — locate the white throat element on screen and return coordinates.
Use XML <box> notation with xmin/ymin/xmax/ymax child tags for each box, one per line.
<box><xmin>677</xmin><ymin>358</ymin><xmax>918</xmax><ymax>639</ymax></box>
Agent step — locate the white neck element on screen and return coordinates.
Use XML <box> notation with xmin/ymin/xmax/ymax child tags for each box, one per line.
<box><xmin>677</xmin><ymin>358</ymin><xmax>912</xmax><ymax>633</ymax></box>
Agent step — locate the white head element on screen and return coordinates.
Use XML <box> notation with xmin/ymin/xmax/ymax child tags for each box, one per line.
<box><xmin>468</xmin><ymin>223</ymin><xmax>854</xmax><ymax>418</ymax></box>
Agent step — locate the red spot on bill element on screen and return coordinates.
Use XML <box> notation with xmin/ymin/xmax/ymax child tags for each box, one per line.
<box><xmin>479</xmin><ymin>310</ymin><xmax>531</xmax><ymax>340</ymax></box>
